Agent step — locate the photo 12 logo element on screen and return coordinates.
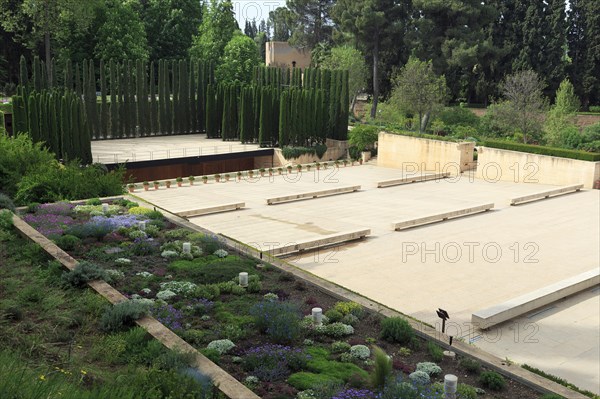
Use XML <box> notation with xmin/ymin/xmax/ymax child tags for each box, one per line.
<box><xmin>232</xmin><ymin>1</ymin><xmax>284</xmax><ymax>23</ymax></box>
<box><xmin>401</xmin><ymin>241</ymin><xmax>540</xmax><ymax>264</ymax></box>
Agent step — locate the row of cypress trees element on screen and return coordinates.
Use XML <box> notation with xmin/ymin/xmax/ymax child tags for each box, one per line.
<box><xmin>11</xmin><ymin>86</ymin><xmax>92</xmax><ymax>163</ymax></box>
<box><xmin>14</xmin><ymin>58</ymin><xmax>349</xmax><ymax>153</ymax></box>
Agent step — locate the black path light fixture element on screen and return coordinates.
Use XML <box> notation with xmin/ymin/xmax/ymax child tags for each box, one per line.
<box><xmin>436</xmin><ymin>308</ymin><xmax>453</xmax><ymax>346</ymax></box>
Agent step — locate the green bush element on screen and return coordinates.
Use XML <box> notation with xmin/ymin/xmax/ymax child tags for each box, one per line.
<box><xmin>482</xmin><ymin>139</ymin><xmax>600</xmax><ymax>161</ymax></box>
<box><xmin>100</xmin><ymin>300</ymin><xmax>149</xmax><ymax>332</ymax></box>
<box><xmin>387</xmin><ymin>128</ymin><xmax>460</xmax><ymax>143</ymax></box>
<box><xmin>199</xmin><ymin>348</ymin><xmax>221</xmax><ymax>364</ymax></box>
<box><xmin>14</xmin><ymin>162</ymin><xmax>125</xmax><ymax>205</ymax></box>
<box><xmin>54</xmin><ymin>234</ymin><xmax>81</xmax><ymax>251</ymax></box>
<box><xmin>0</xmin><ymin>193</ymin><xmax>15</xmax><ymax>212</ymax></box>
<box><xmin>426</xmin><ymin>341</ymin><xmax>444</xmax><ymax>363</ymax></box>
<box><xmin>479</xmin><ymin>371</ymin><xmax>506</xmax><ymax>391</ymax></box>
<box><xmin>437</xmin><ymin>106</ymin><xmax>480</xmax><ymax>130</ymax></box>
<box><xmin>456</xmin><ymin>383</ymin><xmax>477</xmax><ymax>399</ymax></box>
<box><xmin>331</xmin><ymin>341</ymin><xmax>351</xmax><ymax>354</ymax></box>
<box><xmin>333</xmin><ymin>301</ymin><xmax>364</xmax><ymax>318</ymax></box>
<box><xmin>305</xmin><ymin>347</ymin><xmax>368</xmax><ymax>383</ymax></box>
<box><xmin>86</xmin><ymin>198</ymin><xmax>102</xmax><ymax>205</ymax></box>
<box><xmin>348</xmin><ymin>125</ymin><xmax>379</xmax><ymax>151</ymax></box>
<box><xmin>0</xmin><ymin>134</ymin><xmax>56</xmax><ymax>198</ymax></box>
<box><xmin>61</xmin><ymin>261</ymin><xmax>108</xmax><ymax>288</ymax></box>
<box><xmin>459</xmin><ymin>357</ymin><xmax>481</xmax><ymax>374</ymax></box>
<box><xmin>169</xmin><ymin>258</ymin><xmax>255</xmax><ymax>283</ymax></box>
<box><xmin>380</xmin><ymin>317</ymin><xmax>414</xmax><ymax>344</ymax></box>
<box><xmin>325</xmin><ymin>309</ymin><xmax>343</xmax><ymax>323</ymax></box>
<box><xmin>288</xmin><ymin>372</ymin><xmax>342</xmax><ymax>390</ymax></box>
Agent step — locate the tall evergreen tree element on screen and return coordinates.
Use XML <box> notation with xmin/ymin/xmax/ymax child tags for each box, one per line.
<box><xmin>100</xmin><ymin>60</ymin><xmax>108</xmax><ymax>139</ymax></box>
<box><xmin>206</xmin><ymin>84</ymin><xmax>217</xmax><ymax>138</ymax></box>
<box><xmin>150</xmin><ymin>61</ymin><xmax>157</xmax><ymax>135</ymax></box>
<box><xmin>109</xmin><ymin>60</ymin><xmax>119</xmax><ymax>138</ymax></box>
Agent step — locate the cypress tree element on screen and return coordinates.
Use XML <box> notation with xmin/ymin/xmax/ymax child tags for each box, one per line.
<box><xmin>0</xmin><ymin>110</ymin><xmax>5</xmax><ymax>135</ymax></box>
<box><xmin>165</xmin><ymin>60</ymin><xmax>173</xmax><ymax>135</ymax></box>
<box><xmin>221</xmin><ymin>84</ymin><xmax>230</xmax><ymax>140</ymax></box>
<box><xmin>253</xmin><ymin>85</ymin><xmax>260</xmax><ymax>142</ymax></box>
<box><xmin>189</xmin><ymin>60</ymin><xmax>197</xmax><ymax>133</ymax></box>
<box><xmin>50</xmin><ymin>58</ymin><xmax>57</xmax><ymax>89</ymax></box>
<box><xmin>109</xmin><ymin>60</ymin><xmax>118</xmax><ymax>139</ymax></box>
<box><xmin>60</xmin><ymin>95</ymin><xmax>70</xmax><ymax>159</ymax></box>
<box><xmin>136</xmin><ymin>59</ymin><xmax>144</xmax><ymax>136</ymax></box>
<box><xmin>179</xmin><ymin>60</ymin><xmax>188</xmax><ymax>134</ymax></box>
<box><xmin>196</xmin><ymin>61</ymin><xmax>205</xmax><ymax>133</ymax></box>
<box><xmin>172</xmin><ymin>60</ymin><xmax>179</xmax><ymax>134</ymax></box>
<box><xmin>339</xmin><ymin>70</ymin><xmax>350</xmax><ymax>140</ymax></box>
<box><xmin>215</xmin><ymin>84</ymin><xmax>224</xmax><ymax>137</ymax></box>
<box><xmin>27</xmin><ymin>93</ymin><xmax>40</xmax><ymax>143</ymax></box>
<box><xmin>40</xmin><ymin>60</ymin><xmax>47</xmax><ymax>90</ymax></box>
<box><xmin>64</xmin><ymin>60</ymin><xmax>73</xmax><ymax>92</ymax></box>
<box><xmin>100</xmin><ymin>60</ymin><xmax>108</xmax><ymax>139</ymax></box>
<box><xmin>19</xmin><ymin>55</ymin><xmax>28</xmax><ymax>88</ymax></box>
<box><xmin>121</xmin><ymin>63</ymin><xmax>130</xmax><ymax>137</ymax></box>
<box><xmin>40</xmin><ymin>92</ymin><xmax>50</xmax><ymax>147</ymax></box>
<box><xmin>150</xmin><ymin>61</ymin><xmax>157</xmax><ymax>135</ymax></box>
<box><xmin>158</xmin><ymin>60</ymin><xmax>165</xmax><ymax>134</ymax></box>
<box><xmin>50</xmin><ymin>93</ymin><xmax>60</xmax><ymax>157</ymax></box>
<box><xmin>88</xmin><ymin>60</ymin><xmax>99</xmax><ymax>140</ymax></box>
<box><xmin>258</xmin><ymin>88</ymin><xmax>268</xmax><ymax>146</ymax></box>
<box><xmin>79</xmin><ymin>100</ymin><xmax>93</xmax><ymax>164</ymax></box>
<box><xmin>70</xmin><ymin>97</ymin><xmax>81</xmax><ymax>160</ymax></box>
<box><xmin>278</xmin><ymin>90</ymin><xmax>289</xmax><ymax>146</ymax></box>
<box><xmin>129</xmin><ymin>60</ymin><xmax>137</xmax><ymax>137</ymax></box>
<box><xmin>32</xmin><ymin>57</ymin><xmax>41</xmax><ymax>92</ymax></box>
<box><xmin>239</xmin><ymin>87</ymin><xmax>252</xmax><ymax>143</ymax></box>
<box><xmin>75</xmin><ymin>63</ymin><xmax>82</xmax><ymax>97</ymax></box>
<box><xmin>205</xmin><ymin>84</ymin><xmax>216</xmax><ymax>138</ymax></box>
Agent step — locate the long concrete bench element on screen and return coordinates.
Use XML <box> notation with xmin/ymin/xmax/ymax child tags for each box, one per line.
<box><xmin>270</xmin><ymin>229</ymin><xmax>371</xmax><ymax>256</ymax></box>
<box><xmin>392</xmin><ymin>203</ymin><xmax>494</xmax><ymax>231</ymax></box>
<box><xmin>175</xmin><ymin>202</ymin><xmax>245</xmax><ymax>218</ymax></box>
<box><xmin>266</xmin><ymin>185</ymin><xmax>360</xmax><ymax>205</ymax></box>
<box><xmin>377</xmin><ymin>172</ymin><xmax>450</xmax><ymax>188</ymax></box>
<box><xmin>510</xmin><ymin>184</ymin><xmax>583</xmax><ymax>205</ymax></box>
<box><xmin>472</xmin><ymin>270</ymin><xmax>600</xmax><ymax>329</ymax></box>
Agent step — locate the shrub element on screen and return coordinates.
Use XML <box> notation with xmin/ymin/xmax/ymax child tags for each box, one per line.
<box><xmin>200</xmin><ymin>348</ymin><xmax>221</xmax><ymax>364</ymax></box>
<box><xmin>206</xmin><ymin>339</ymin><xmax>235</xmax><ymax>355</ymax></box>
<box><xmin>459</xmin><ymin>357</ymin><xmax>481</xmax><ymax>374</ymax></box>
<box><xmin>416</xmin><ymin>362</ymin><xmax>441</xmax><ymax>376</ymax></box>
<box><xmin>348</xmin><ymin>125</ymin><xmax>379</xmax><ymax>151</ymax></box>
<box><xmin>331</xmin><ymin>341</ymin><xmax>351</xmax><ymax>354</ymax></box>
<box><xmin>86</xmin><ymin>198</ymin><xmax>102</xmax><ymax>205</ymax></box>
<box><xmin>408</xmin><ymin>370</ymin><xmax>430</xmax><ymax>385</ymax></box>
<box><xmin>331</xmin><ymin>388</ymin><xmax>378</xmax><ymax>399</ymax></box>
<box><xmin>380</xmin><ymin>317</ymin><xmax>414</xmax><ymax>344</ymax></box>
<box><xmin>62</xmin><ymin>261</ymin><xmax>108</xmax><ymax>287</ymax></box>
<box><xmin>456</xmin><ymin>383</ymin><xmax>477</xmax><ymax>399</ymax></box>
<box><xmin>349</xmin><ymin>345</ymin><xmax>370</xmax><ymax>360</ymax></box>
<box><xmin>0</xmin><ymin>193</ymin><xmax>15</xmax><ymax>212</ymax></box>
<box><xmin>333</xmin><ymin>302</ymin><xmax>364</xmax><ymax>318</ymax></box>
<box><xmin>54</xmin><ymin>234</ymin><xmax>81</xmax><ymax>251</ymax></box>
<box><xmin>342</xmin><ymin>314</ymin><xmax>359</xmax><ymax>326</ymax></box>
<box><xmin>100</xmin><ymin>300</ymin><xmax>149</xmax><ymax>332</ymax></box>
<box><xmin>213</xmin><ymin>249</ymin><xmax>228</xmax><ymax>258</ymax></box>
<box><xmin>479</xmin><ymin>371</ymin><xmax>506</xmax><ymax>391</ymax></box>
<box><xmin>67</xmin><ymin>222</ymin><xmax>113</xmax><ymax>240</ymax></box>
<box><xmin>243</xmin><ymin>344</ymin><xmax>309</xmax><ymax>381</ymax></box>
<box><xmin>319</xmin><ymin>322</ymin><xmax>354</xmax><ymax>338</ymax></box>
<box><xmin>128</xmin><ymin>206</ymin><xmax>155</xmax><ymax>215</ymax></box>
<box><xmin>250</xmin><ymin>300</ymin><xmax>302</xmax><ymax>343</ymax></box>
<box><xmin>325</xmin><ymin>309</ymin><xmax>344</xmax><ymax>323</ymax></box>
<box><xmin>426</xmin><ymin>341</ymin><xmax>444</xmax><ymax>362</ymax></box>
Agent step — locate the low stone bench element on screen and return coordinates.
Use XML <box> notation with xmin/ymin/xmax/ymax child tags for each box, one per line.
<box><xmin>392</xmin><ymin>203</ymin><xmax>494</xmax><ymax>230</ymax></box>
<box><xmin>472</xmin><ymin>269</ymin><xmax>600</xmax><ymax>329</ymax></box>
<box><xmin>510</xmin><ymin>184</ymin><xmax>583</xmax><ymax>205</ymax></box>
<box><xmin>270</xmin><ymin>229</ymin><xmax>371</xmax><ymax>256</ymax></box>
<box><xmin>266</xmin><ymin>185</ymin><xmax>360</xmax><ymax>205</ymax></box>
<box><xmin>175</xmin><ymin>202</ymin><xmax>245</xmax><ymax>218</ymax></box>
<box><xmin>377</xmin><ymin>172</ymin><xmax>450</xmax><ymax>188</ymax></box>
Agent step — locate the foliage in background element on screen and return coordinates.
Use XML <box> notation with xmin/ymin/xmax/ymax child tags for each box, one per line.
<box><xmin>215</xmin><ymin>33</ymin><xmax>259</xmax><ymax>84</ymax></box>
<box><xmin>348</xmin><ymin>125</ymin><xmax>378</xmax><ymax>152</ymax></box>
<box><xmin>390</xmin><ymin>57</ymin><xmax>448</xmax><ymax>133</ymax></box>
<box><xmin>189</xmin><ymin>0</ymin><xmax>238</xmax><ymax>65</ymax></box>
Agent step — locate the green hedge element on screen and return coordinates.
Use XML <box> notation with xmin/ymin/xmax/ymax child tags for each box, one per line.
<box><xmin>482</xmin><ymin>139</ymin><xmax>600</xmax><ymax>162</ymax></box>
<box><xmin>281</xmin><ymin>144</ymin><xmax>327</xmax><ymax>160</ymax></box>
<box><xmin>0</xmin><ymin>103</ymin><xmax>12</xmax><ymax>114</ymax></box>
<box><xmin>522</xmin><ymin>364</ymin><xmax>599</xmax><ymax>398</ymax></box>
<box><xmin>385</xmin><ymin>127</ymin><xmax>462</xmax><ymax>143</ymax></box>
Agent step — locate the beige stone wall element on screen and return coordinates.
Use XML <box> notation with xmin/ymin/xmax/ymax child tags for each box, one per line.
<box><xmin>475</xmin><ymin>146</ymin><xmax>600</xmax><ymax>188</ymax></box>
<box><xmin>265</xmin><ymin>41</ymin><xmax>311</xmax><ymax>69</ymax></box>
<box><xmin>377</xmin><ymin>132</ymin><xmax>474</xmax><ymax>175</ymax></box>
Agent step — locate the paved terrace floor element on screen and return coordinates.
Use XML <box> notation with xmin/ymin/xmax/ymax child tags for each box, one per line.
<box><xmin>91</xmin><ymin>134</ymin><xmax>261</xmax><ymax>164</ymax></box>
<box><xmin>135</xmin><ymin>163</ymin><xmax>600</xmax><ymax>393</ymax></box>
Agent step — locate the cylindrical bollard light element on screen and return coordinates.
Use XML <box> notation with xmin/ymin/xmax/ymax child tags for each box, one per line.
<box><xmin>444</xmin><ymin>374</ymin><xmax>458</xmax><ymax>399</ymax></box>
<box><xmin>239</xmin><ymin>272</ymin><xmax>248</xmax><ymax>287</ymax></box>
<box><xmin>182</xmin><ymin>242</ymin><xmax>191</xmax><ymax>254</ymax></box>
<box><xmin>137</xmin><ymin>221</ymin><xmax>146</xmax><ymax>231</ymax></box>
<box><xmin>102</xmin><ymin>203</ymin><xmax>109</xmax><ymax>213</ymax></box>
<box><xmin>312</xmin><ymin>307</ymin><xmax>323</xmax><ymax>326</ymax></box>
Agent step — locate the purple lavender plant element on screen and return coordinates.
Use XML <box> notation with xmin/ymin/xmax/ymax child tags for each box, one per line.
<box><xmin>332</xmin><ymin>388</ymin><xmax>378</xmax><ymax>399</ymax></box>
<box><xmin>151</xmin><ymin>303</ymin><xmax>184</xmax><ymax>331</ymax></box>
<box><xmin>243</xmin><ymin>344</ymin><xmax>309</xmax><ymax>381</ymax></box>
<box><xmin>22</xmin><ymin>213</ymin><xmax>77</xmax><ymax>237</ymax></box>
<box><xmin>36</xmin><ymin>202</ymin><xmax>75</xmax><ymax>216</ymax></box>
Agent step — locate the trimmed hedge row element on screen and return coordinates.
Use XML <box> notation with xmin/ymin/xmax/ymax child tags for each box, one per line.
<box><xmin>481</xmin><ymin>139</ymin><xmax>600</xmax><ymax>162</ymax></box>
<box><xmin>384</xmin><ymin>128</ymin><xmax>462</xmax><ymax>143</ymax></box>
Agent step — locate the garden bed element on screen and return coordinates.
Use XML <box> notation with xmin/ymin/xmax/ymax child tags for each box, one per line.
<box><xmin>14</xmin><ymin>199</ymin><xmax>556</xmax><ymax>399</ymax></box>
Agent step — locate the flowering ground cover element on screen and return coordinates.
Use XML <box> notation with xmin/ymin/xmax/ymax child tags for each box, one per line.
<box><xmin>14</xmin><ymin>199</ymin><xmax>553</xmax><ymax>399</ymax></box>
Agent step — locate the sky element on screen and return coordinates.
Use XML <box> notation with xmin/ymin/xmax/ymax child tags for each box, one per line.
<box><xmin>231</xmin><ymin>0</ymin><xmax>286</xmax><ymax>29</ymax></box>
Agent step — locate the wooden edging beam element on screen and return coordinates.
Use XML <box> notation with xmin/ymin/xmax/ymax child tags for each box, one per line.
<box><xmin>175</xmin><ymin>202</ymin><xmax>245</xmax><ymax>218</ymax></box>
